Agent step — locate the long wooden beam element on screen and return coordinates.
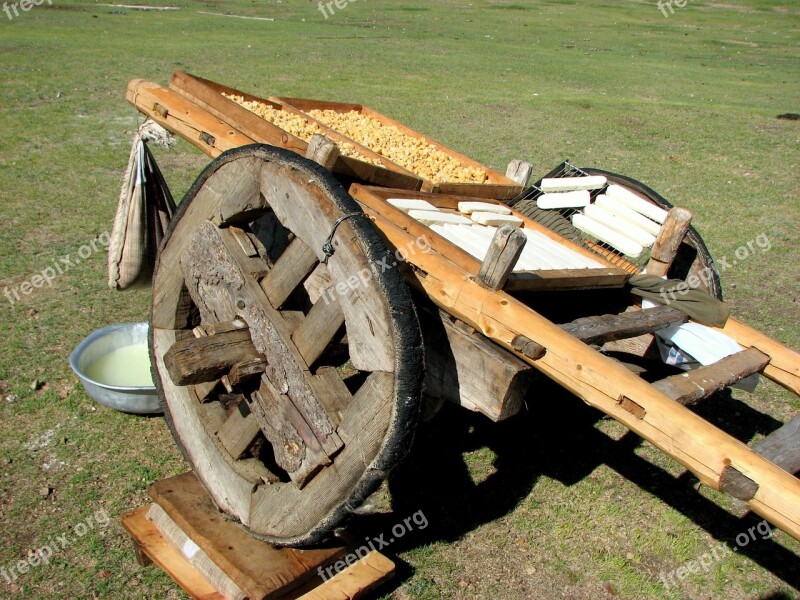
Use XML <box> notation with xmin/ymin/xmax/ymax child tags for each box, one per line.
<box><xmin>364</xmin><ymin>209</ymin><xmax>800</xmax><ymax>542</ymax></box>
<box><xmin>715</xmin><ymin>318</ymin><xmax>800</xmax><ymax>396</ymax></box>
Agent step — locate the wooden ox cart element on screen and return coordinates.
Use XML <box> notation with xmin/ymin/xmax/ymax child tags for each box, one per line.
<box><xmin>126</xmin><ymin>73</ymin><xmax>800</xmax><ymax>549</ymax></box>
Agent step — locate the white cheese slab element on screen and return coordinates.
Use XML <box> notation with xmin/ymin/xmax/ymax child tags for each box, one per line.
<box><xmin>457</xmin><ymin>201</ymin><xmax>512</xmax><ymax>215</ymax></box>
<box><xmin>605</xmin><ymin>185</ymin><xmax>668</xmax><ymax>224</ymax></box>
<box><xmin>536</xmin><ymin>190</ymin><xmax>591</xmax><ymax>209</ymax></box>
<box><xmin>540</xmin><ymin>175</ymin><xmax>607</xmax><ymax>193</ymax></box>
<box><xmin>408</xmin><ymin>210</ymin><xmax>472</xmax><ymax>226</ymax></box>
<box><xmin>470</xmin><ymin>212</ymin><xmax>523</xmax><ymax>228</ymax></box>
<box><xmin>387</xmin><ymin>198</ymin><xmax>440</xmax><ymax>213</ymax></box>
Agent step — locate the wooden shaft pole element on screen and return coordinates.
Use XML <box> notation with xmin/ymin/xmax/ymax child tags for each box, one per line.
<box><xmin>646</xmin><ymin>206</ymin><xmax>693</xmax><ymax>277</ymax></box>
<box><xmin>478</xmin><ymin>225</ymin><xmax>527</xmax><ymax>290</ymax></box>
<box><xmin>365</xmin><ymin>209</ymin><xmax>800</xmax><ymax>542</ymax></box>
<box><xmin>304</xmin><ymin>134</ymin><xmax>340</xmax><ymax>172</ymax></box>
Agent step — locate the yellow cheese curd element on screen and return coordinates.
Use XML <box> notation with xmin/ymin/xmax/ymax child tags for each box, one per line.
<box><xmin>222</xmin><ymin>94</ymin><xmax>383</xmax><ymax>166</ymax></box>
<box><xmin>306</xmin><ymin>108</ymin><xmax>488</xmax><ymax>184</ymax></box>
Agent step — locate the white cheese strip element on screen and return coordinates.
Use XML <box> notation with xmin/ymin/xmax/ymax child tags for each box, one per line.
<box><xmin>408</xmin><ymin>210</ymin><xmax>472</xmax><ymax>226</ymax></box>
<box><xmin>454</xmin><ymin>224</ymin><xmax>495</xmax><ymax>254</ymax></box>
<box><xmin>605</xmin><ymin>184</ymin><xmax>668</xmax><ymax>224</ymax></box>
<box><xmin>457</xmin><ymin>201</ymin><xmax>512</xmax><ymax>215</ymax></box>
<box><xmin>387</xmin><ymin>198</ymin><xmax>440</xmax><ymax>213</ymax></box>
<box><xmin>522</xmin><ymin>231</ymin><xmax>575</xmax><ymax>269</ymax></box>
<box><xmin>521</xmin><ymin>228</ymin><xmax>603</xmax><ymax>269</ymax></box>
<box><xmin>572</xmin><ymin>213</ymin><xmax>644</xmax><ymax>258</ymax></box>
<box><xmin>470</xmin><ymin>212</ymin><xmax>523</xmax><ymax>228</ymax></box>
<box><xmin>536</xmin><ymin>190</ymin><xmax>591</xmax><ymax>209</ymax></box>
<box><xmin>594</xmin><ymin>195</ymin><xmax>662</xmax><ymax>237</ymax></box>
<box><xmin>584</xmin><ymin>204</ymin><xmax>657</xmax><ymax>248</ymax></box>
<box><xmin>540</xmin><ymin>175</ymin><xmax>607</xmax><ymax>193</ymax></box>
<box><xmin>430</xmin><ymin>225</ymin><xmax>485</xmax><ymax>260</ymax></box>
<box><xmin>517</xmin><ymin>230</ymin><xmax>562</xmax><ymax>270</ymax></box>
<box><xmin>466</xmin><ymin>225</ymin><xmax>543</xmax><ymax>271</ymax></box>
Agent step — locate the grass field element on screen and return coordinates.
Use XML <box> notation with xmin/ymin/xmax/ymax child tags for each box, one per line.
<box><xmin>0</xmin><ymin>0</ymin><xmax>798</xmax><ymax>598</ymax></box>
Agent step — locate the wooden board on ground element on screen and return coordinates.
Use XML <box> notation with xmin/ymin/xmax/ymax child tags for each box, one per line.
<box><xmin>122</xmin><ymin>476</ymin><xmax>395</xmax><ymax>600</ymax></box>
<box><xmin>349</xmin><ymin>184</ymin><xmax>630</xmax><ymax>291</ymax></box>
<box><xmin>148</xmin><ymin>472</ymin><xmax>346</xmax><ymax>600</ymax></box>
<box><xmin>121</xmin><ymin>505</ymin><xmax>225</xmax><ymax>600</ymax></box>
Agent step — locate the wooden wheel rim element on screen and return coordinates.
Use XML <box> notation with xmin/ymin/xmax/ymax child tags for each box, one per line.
<box><xmin>150</xmin><ymin>145</ymin><xmax>423</xmax><ymax>546</ymax></box>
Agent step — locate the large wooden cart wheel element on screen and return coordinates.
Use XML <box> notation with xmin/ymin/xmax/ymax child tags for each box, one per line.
<box><xmin>149</xmin><ymin>145</ymin><xmax>423</xmax><ymax>546</ymax></box>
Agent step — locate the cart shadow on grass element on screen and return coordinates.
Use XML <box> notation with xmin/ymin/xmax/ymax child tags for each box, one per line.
<box><xmin>346</xmin><ymin>379</ymin><xmax>800</xmax><ymax>595</ymax></box>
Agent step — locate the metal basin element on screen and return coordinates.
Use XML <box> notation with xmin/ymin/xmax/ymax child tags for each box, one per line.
<box><xmin>69</xmin><ymin>322</ymin><xmax>162</xmax><ymax>415</ymax></box>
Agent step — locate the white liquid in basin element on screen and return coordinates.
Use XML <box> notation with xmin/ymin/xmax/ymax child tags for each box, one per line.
<box><xmin>86</xmin><ymin>344</ymin><xmax>154</xmax><ymax>387</ymax></box>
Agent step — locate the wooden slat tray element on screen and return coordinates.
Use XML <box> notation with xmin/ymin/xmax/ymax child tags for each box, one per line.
<box><xmin>274</xmin><ymin>95</ymin><xmax>524</xmax><ymax>200</ymax></box>
<box><xmin>349</xmin><ymin>184</ymin><xmax>630</xmax><ymax>292</ymax></box>
<box><xmin>169</xmin><ymin>71</ymin><xmax>422</xmax><ymax>190</ymax></box>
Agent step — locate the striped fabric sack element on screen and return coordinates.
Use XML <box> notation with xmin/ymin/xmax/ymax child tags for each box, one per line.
<box><xmin>108</xmin><ymin>120</ymin><xmax>176</xmax><ymax>290</ymax></box>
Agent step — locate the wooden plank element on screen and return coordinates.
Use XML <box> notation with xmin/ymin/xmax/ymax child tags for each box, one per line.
<box><xmin>506</xmin><ymin>159</ymin><xmax>533</xmax><ymax>186</ymax></box>
<box><xmin>228</xmin><ymin>359</ymin><xmax>268</xmax><ymax>386</ymax></box>
<box><xmin>421</xmin><ymin>308</ymin><xmax>534</xmax><ymax>421</ymax></box>
<box><xmin>427</xmin><ymin>181</ymin><xmax>525</xmax><ymax>201</ymax></box>
<box><xmin>295</xmin><ymin>552</ymin><xmax>395</xmax><ymax>600</ymax></box>
<box><xmin>251</xmin><ymin>376</ymin><xmax>331</xmax><ymax>488</ymax></box>
<box><xmin>262</xmin><ymin>165</ymin><xmax>396</xmax><ymax>373</ymax></box>
<box><xmin>646</xmin><ymin>207</ymin><xmax>693</xmax><ymax>277</ymax></box>
<box><xmin>260</xmin><ymin>237</ymin><xmax>319</xmax><ymax>309</ymax></box>
<box><xmin>715</xmin><ymin>317</ymin><xmax>800</xmax><ymax>396</ymax></box>
<box><xmin>365</xmin><ymin>209</ymin><xmax>800</xmax><ymax>542</ymax></box>
<box><xmin>147</xmin><ymin>504</ymin><xmax>246</xmax><ymax>600</ymax></box>
<box><xmin>477</xmin><ymin>225</ymin><xmax>527</xmax><ymax>290</ymax></box>
<box><xmin>754</xmin><ymin>416</ymin><xmax>800</xmax><ymax>475</ymax></box>
<box><xmin>121</xmin><ymin>505</ymin><xmax>225</xmax><ymax>600</ymax></box>
<box><xmin>652</xmin><ymin>348</ymin><xmax>770</xmax><ymax>405</ymax></box>
<box><xmin>169</xmin><ymin>70</ymin><xmax>308</xmax><ymax>155</ymax></box>
<box><xmin>292</xmin><ymin>294</ymin><xmax>346</xmax><ymax>367</ymax></box>
<box><xmin>164</xmin><ymin>328</ymin><xmax>264</xmax><ymax>386</ymax></box>
<box><xmin>248</xmin><ymin>371</ymin><xmax>394</xmax><ymax>534</ymax></box>
<box><xmin>560</xmin><ymin>305</ymin><xmax>688</xmax><ymax>346</ymax></box>
<box><xmin>216</xmin><ymin>400</ymin><xmax>262</xmax><ymax>460</ymax></box>
<box><xmin>149</xmin><ymin>473</ymin><xmax>347</xmax><ymax>600</ymax></box>
<box><xmin>309</xmin><ymin>367</ymin><xmax>352</xmax><ymax>428</ymax></box>
<box><xmin>305</xmin><ymin>134</ymin><xmax>340</xmax><ymax>171</ymax></box>
<box><xmin>182</xmin><ymin>222</ymin><xmax>343</xmax><ymax>463</ymax></box>
<box><xmin>126</xmin><ymin>79</ymin><xmax>254</xmax><ymax>159</ymax></box>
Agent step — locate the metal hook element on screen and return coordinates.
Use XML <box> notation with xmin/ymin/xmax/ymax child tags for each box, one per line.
<box><xmin>321</xmin><ymin>213</ymin><xmax>364</xmax><ymax>265</ymax></box>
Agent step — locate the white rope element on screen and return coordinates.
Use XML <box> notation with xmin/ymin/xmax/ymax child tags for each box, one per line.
<box><xmin>138</xmin><ymin>119</ymin><xmax>175</xmax><ymax>150</ymax></box>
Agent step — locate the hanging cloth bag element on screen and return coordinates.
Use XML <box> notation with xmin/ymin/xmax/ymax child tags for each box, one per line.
<box><xmin>108</xmin><ymin>120</ymin><xmax>176</xmax><ymax>290</ymax></box>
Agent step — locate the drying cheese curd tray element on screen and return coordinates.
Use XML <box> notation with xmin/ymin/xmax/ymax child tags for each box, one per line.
<box><xmin>272</xmin><ymin>96</ymin><xmax>524</xmax><ymax>200</ymax></box>
<box><xmin>349</xmin><ymin>185</ymin><xmax>630</xmax><ymax>292</ymax></box>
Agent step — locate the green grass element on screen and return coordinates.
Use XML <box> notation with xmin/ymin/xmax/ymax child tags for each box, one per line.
<box><xmin>0</xmin><ymin>0</ymin><xmax>798</xmax><ymax>598</ymax></box>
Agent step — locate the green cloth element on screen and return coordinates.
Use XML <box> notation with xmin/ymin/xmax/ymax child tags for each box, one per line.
<box><xmin>628</xmin><ymin>274</ymin><xmax>730</xmax><ymax>328</ymax></box>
